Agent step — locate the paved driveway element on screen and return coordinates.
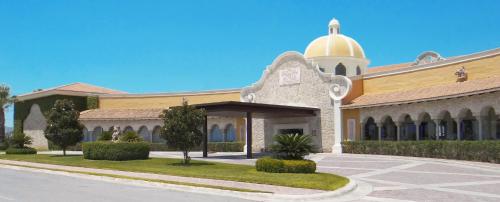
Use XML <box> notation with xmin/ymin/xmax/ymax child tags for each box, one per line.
<box><xmin>315</xmin><ymin>154</ymin><xmax>500</xmax><ymax>202</ymax></box>
<box><xmin>39</xmin><ymin>151</ymin><xmax>500</xmax><ymax>201</ymax></box>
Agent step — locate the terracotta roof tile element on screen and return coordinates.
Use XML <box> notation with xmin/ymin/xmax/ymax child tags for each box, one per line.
<box><xmin>343</xmin><ymin>76</ymin><xmax>500</xmax><ymax>108</ymax></box>
<box><xmin>79</xmin><ymin>108</ymin><xmax>164</xmax><ymax>120</ymax></box>
<box><xmin>366</xmin><ymin>62</ymin><xmax>413</xmax><ymax>74</ymax></box>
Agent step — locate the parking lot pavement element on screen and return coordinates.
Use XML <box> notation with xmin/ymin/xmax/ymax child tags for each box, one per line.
<box><xmin>315</xmin><ymin>154</ymin><xmax>500</xmax><ymax>202</ymax></box>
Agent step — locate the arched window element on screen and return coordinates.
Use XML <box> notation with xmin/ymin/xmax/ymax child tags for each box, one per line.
<box><xmin>224</xmin><ymin>124</ymin><xmax>236</xmax><ymax>142</ymax></box>
<box><xmin>152</xmin><ymin>126</ymin><xmax>165</xmax><ymax>143</ymax></box>
<box><xmin>123</xmin><ymin>126</ymin><xmax>134</xmax><ymax>133</ymax></box>
<box><xmin>92</xmin><ymin>126</ymin><xmax>103</xmax><ymax>142</ymax></box>
<box><xmin>209</xmin><ymin>125</ymin><xmax>223</xmax><ymax>142</ymax></box>
<box><xmin>356</xmin><ymin>66</ymin><xmax>361</xmax><ymax>75</ymax></box>
<box><xmin>335</xmin><ymin>63</ymin><xmax>346</xmax><ymax>76</ymax></box>
<box><xmin>82</xmin><ymin>127</ymin><xmax>89</xmax><ymax>142</ymax></box>
<box><xmin>138</xmin><ymin>126</ymin><xmax>150</xmax><ymax>142</ymax></box>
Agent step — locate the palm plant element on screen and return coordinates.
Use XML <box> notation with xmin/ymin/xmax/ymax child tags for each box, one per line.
<box><xmin>0</xmin><ymin>84</ymin><xmax>14</xmax><ymax>143</ymax></box>
<box><xmin>271</xmin><ymin>133</ymin><xmax>314</xmax><ymax>160</ymax></box>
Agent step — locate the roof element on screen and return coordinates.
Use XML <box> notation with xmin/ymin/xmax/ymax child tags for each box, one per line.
<box><xmin>79</xmin><ymin>108</ymin><xmax>164</xmax><ymax>120</ymax></box>
<box><xmin>366</xmin><ymin>62</ymin><xmax>412</xmax><ymax>74</ymax></box>
<box><xmin>343</xmin><ymin>76</ymin><xmax>500</xmax><ymax>109</ymax></box>
<box><xmin>16</xmin><ymin>82</ymin><xmax>126</xmax><ymax>101</ymax></box>
<box><xmin>194</xmin><ymin>101</ymin><xmax>319</xmax><ymax>118</ymax></box>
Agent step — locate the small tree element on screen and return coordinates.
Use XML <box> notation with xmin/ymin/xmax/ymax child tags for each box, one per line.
<box><xmin>97</xmin><ymin>131</ymin><xmax>113</xmax><ymax>141</ymax></box>
<box><xmin>9</xmin><ymin>132</ymin><xmax>32</xmax><ymax>148</ymax></box>
<box><xmin>0</xmin><ymin>84</ymin><xmax>14</xmax><ymax>143</ymax></box>
<box><xmin>44</xmin><ymin>99</ymin><xmax>84</xmax><ymax>156</ymax></box>
<box><xmin>119</xmin><ymin>131</ymin><xmax>143</xmax><ymax>142</ymax></box>
<box><xmin>160</xmin><ymin>100</ymin><xmax>205</xmax><ymax>165</ymax></box>
<box><xmin>272</xmin><ymin>134</ymin><xmax>314</xmax><ymax>160</ymax></box>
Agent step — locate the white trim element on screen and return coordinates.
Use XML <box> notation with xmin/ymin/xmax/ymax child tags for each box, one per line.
<box><xmin>100</xmin><ymin>88</ymin><xmax>241</xmax><ymax>98</ymax></box>
<box><xmin>339</xmin><ymin>35</ymin><xmax>354</xmax><ymax>57</ymax></box>
<box><xmin>365</xmin><ymin>48</ymin><xmax>500</xmax><ymax>79</ymax></box>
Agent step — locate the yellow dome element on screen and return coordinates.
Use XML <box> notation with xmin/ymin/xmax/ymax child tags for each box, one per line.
<box><xmin>304</xmin><ymin>19</ymin><xmax>365</xmax><ymax>59</ymax></box>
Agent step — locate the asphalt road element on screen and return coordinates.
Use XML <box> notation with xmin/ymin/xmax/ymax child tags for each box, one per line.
<box><xmin>0</xmin><ymin>167</ymin><xmax>255</xmax><ymax>202</ymax></box>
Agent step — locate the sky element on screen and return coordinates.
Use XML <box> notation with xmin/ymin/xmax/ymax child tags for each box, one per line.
<box><xmin>1</xmin><ymin>0</ymin><xmax>499</xmax><ymax>127</ymax></box>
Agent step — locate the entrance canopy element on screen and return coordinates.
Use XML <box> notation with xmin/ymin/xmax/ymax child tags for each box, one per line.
<box><xmin>194</xmin><ymin>101</ymin><xmax>319</xmax><ymax>158</ymax></box>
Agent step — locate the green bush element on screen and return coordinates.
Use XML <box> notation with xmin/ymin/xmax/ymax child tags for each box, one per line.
<box><xmin>342</xmin><ymin>141</ymin><xmax>500</xmax><ymax>163</ymax></box>
<box><xmin>119</xmin><ymin>131</ymin><xmax>143</xmax><ymax>143</ymax></box>
<box><xmin>208</xmin><ymin>142</ymin><xmax>244</xmax><ymax>152</ymax></box>
<box><xmin>6</xmin><ymin>147</ymin><xmax>37</xmax><ymax>154</ymax></box>
<box><xmin>256</xmin><ymin>157</ymin><xmax>316</xmax><ymax>173</ymax></box>
<box><xmin>98</xmin><ymin>131</ymin><xmax>113</xmax><ymax>141</ymax></box>
<box><xmin>0</xmin><ymin>141</ymin><xmax>9</xmax><ymax>150</ymax></box>
<box><xmin>9</xmin><ymin>132</ymin><xmax>32</xmax><ymax>148</ymax></box>
<box><xmin>82</xmin><ymin>142</ymin><xmax>150</xmax><ymax>161</ymax></box>
<box><xmin>272</xmin><ymin>134</ymin><xmax>314</xmax><ymax>160</ymax></box>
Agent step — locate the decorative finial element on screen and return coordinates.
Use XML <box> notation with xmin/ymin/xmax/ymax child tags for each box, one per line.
<box><xmin>329</xmin><ymin>18</ymin><xmax>340</xmax><ymax>35</ymax></box>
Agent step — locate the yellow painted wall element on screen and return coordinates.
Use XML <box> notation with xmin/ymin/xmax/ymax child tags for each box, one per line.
<box><xmin>99</xmin><ymin>91</ymin><xmax>241</xmax><ymax>109</ymax></box>
<box><xmin>363</xmin><ymin>55</ymin><xmax>500</xmax><ymax>94</ymax></box>
<box><xmin>342</xmin><ymin>109</ymin><xmax>361</xmax><ymax>141</ymax></box>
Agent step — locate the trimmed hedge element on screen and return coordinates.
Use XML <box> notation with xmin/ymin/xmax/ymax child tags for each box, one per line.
<box><xmin>342</xmin><ymin>141</ymin><xmax>500</xmax><ymax>163</ymax></box>
<box><xmin>256</xmin><ymin>157</ymin><xmax>316</xmax><ymax>173</ymax></box>
<box><xmin>208</xmin><ymin>142</ymin><xmax>244</xmax><ymax>152</ymax></box>
<box><xmin>83</xmin><ymin>142</ymin><xmax>150</xmax><ymax>161</ymax></box>
<box><xmin>6</xmin><ymin>147</ymin><xmax>37</xmax><ymax>154</ymax></box>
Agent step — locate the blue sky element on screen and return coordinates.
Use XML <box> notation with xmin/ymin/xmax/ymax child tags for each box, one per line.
<box><xmin>1</xmin><ymin>0</ymin><xmax>499</xmax><ymax>127</ymax></box>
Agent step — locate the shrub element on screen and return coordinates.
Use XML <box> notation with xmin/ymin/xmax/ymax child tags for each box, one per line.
<box><xmin>98</xmin><ymin>131</ymin><xmax>113</xmax><ymax>141</ymax></box>
<box><xmin>119</xmin><ymin>131</ymin><xmax>143</xmax><ymax>143</ymax></box>
<box><xmin>272</xmin><ymin>134</ymin><xmax>314</xmax><ymax>160</ymax></box>
<box><xmin>0</xmin><ymin>142</ymin><xmax>7</xmax><ymax>150</ymax></box>
<box><xmin>82</xmin><ymin>142</ymin><xmax>150</xmax><ymax>161</ymax></box>
<box><xmin>9</xmin><ymin>132</ymin><xmax>32</xmax><ymax>148</ymax></box>
<box><xmin>256</xmin><ymin>157</ymin><xmax>316</xmax><ymax>173</ymax></box>
<box><xmin>6</xmin><ymin>147</ymin><xmax>37</xmax><ymax>154</ymax></box>
<box><xmin>208</xmin><ymin>142</ymin><xmax>244</xmax><ymax>152</ymax></box>
<box><xmin>342</xmin><ymin>141</ymin><xmax>500</xmax><ymax>163</ymax></box>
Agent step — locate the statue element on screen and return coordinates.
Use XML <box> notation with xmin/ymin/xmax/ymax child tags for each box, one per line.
<box><xmin>455</xmin><ymin>66</ymin><xmax>467</xmax><ymax>82</ymax></box>
<box><xmin>111</xmin><ymin>126</ymin><xmax>121</xmax><ymax>142</ymax></box>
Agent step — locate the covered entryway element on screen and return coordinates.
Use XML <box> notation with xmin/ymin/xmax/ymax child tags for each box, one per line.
<box><xmin>195</xmin><ymin>101</ymin><xmax>319</xmax><ymax>159</ymax></box>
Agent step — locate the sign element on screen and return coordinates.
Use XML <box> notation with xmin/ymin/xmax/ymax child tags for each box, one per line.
<box><xmin>279</xmin><ymin>68</ymin><xmax>300</xmax><ymax>86</ymax></box>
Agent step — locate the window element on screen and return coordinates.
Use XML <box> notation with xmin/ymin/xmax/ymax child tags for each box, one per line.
<box><xmin>335</xmin><ymin>63</ymin><xmax>346</xmax><ymax>76</ymax></box>
<box><xmin>356</xmin><ymin>66</ymin><xmax>361</xmax><ymax>75</ymax></box>
<box><xmin>278</xmin><ymin>128</ymin><xmax>304</xmax><ymax>135</ymax></box>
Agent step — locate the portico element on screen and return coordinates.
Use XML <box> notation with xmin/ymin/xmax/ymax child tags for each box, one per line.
<box><xmin>195</xmin><ymin>101</ymin><xmax>318</xmax><ymax>158</ymax></box>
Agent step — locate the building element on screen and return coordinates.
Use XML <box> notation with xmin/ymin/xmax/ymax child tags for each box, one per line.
<box><xmin>14</xmin><ymin>19</ymin><xmax>500</xmax><ymax>153</ymax></box>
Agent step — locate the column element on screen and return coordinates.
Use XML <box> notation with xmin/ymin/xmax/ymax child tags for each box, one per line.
<box><xmin>477</xmin><ymin>115</ymin><xmax>484</xmax><ymax>140</ymax></box>
<box><xmin>376</xmin><ymin>122</ymin><xmax>383</xmax><ymax>141</ymax></box>
<box><xmin>455</xmin><ymin>118</ymin><xmax>462</xmax><ymax>140</ymax></box>
<box><xmin>203</xmin><ymin>115</ymin><xmax>208</xmax><ymax>158</ymax></box>
<box><xmin>360</xmin><ymin>121</ymin><xmax>365</xmax><ymax>141</ymax></box>
<box><xmin>415</xmin><ymin>121</ymin><xmax>421</xmax><ymax>141</ymax></box>
<box><xmin>396</xmin><ymin>122</ymin><xmax>402</xmax><ymax>141</ymax></box>
<box><xmin>433</xmin><ymin>119</ymin><xmax>441</xmax><ymax>140</ymax></box>
<box><xmin>246</xmin><ymin>112</ymin><xmax>253</xmax><ymax>159</ymax></box>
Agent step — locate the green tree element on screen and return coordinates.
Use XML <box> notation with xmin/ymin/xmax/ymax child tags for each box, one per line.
<box><xmin>119</xmin><ymin>131</ymin><xmax>143</xmax><ymax>142</ymax></box>
<box><xmin>272</xmin><ymin>134</ymin><xmax>314</xmax><ymax>160</ymax></box>
<box><xmin>160</xmin><ymin>100</ymin><xmax>205</xmax><ymax>165</ymax></box>
<box><xmin>9</xmin><ymin>132</ymin><xmax>32</xmax><ymax>148</ymax></box>
<box><xmin>0</xmin><ymin>84</ymin><xmax>14</xmax><ymax>143</ymax></box>
<box><xmin>44</xmin><ymin>99</ymin><xmax>84</xmax><ymax>156</ymax></box>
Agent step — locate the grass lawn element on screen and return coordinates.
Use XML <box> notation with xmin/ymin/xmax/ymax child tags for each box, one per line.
<box><xmin>0</xmin><ymin>154</ymin><xmax>348</xmax><ymax>191</ymax></box>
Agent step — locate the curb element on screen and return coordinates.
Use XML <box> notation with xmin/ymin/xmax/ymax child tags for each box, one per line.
<box><xmin>0</xmin><ymin>162</ymin><xmax>359</xmax><ymax>202</ymax></box>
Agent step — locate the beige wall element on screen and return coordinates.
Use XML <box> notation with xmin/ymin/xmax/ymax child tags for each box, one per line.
<box><xmin>342</xmin><ymin>108</ymin><xmax>360</xmax><ymax>141</ymax></box>
<box><xmin>363</xmin><ymin>55</ymin><xmax>500</xmax><ymax>94</ymax></box>
<box><xmin>99</xmin><ymin>91</ymin><xmax>241</xmax><ymax>109</ymax></box>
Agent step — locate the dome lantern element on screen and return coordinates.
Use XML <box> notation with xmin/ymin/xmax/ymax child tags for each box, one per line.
<box><xmin>329</xmin><ymin>18</ymin><xmax>340</xmax><ymax>35</ymax></box>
